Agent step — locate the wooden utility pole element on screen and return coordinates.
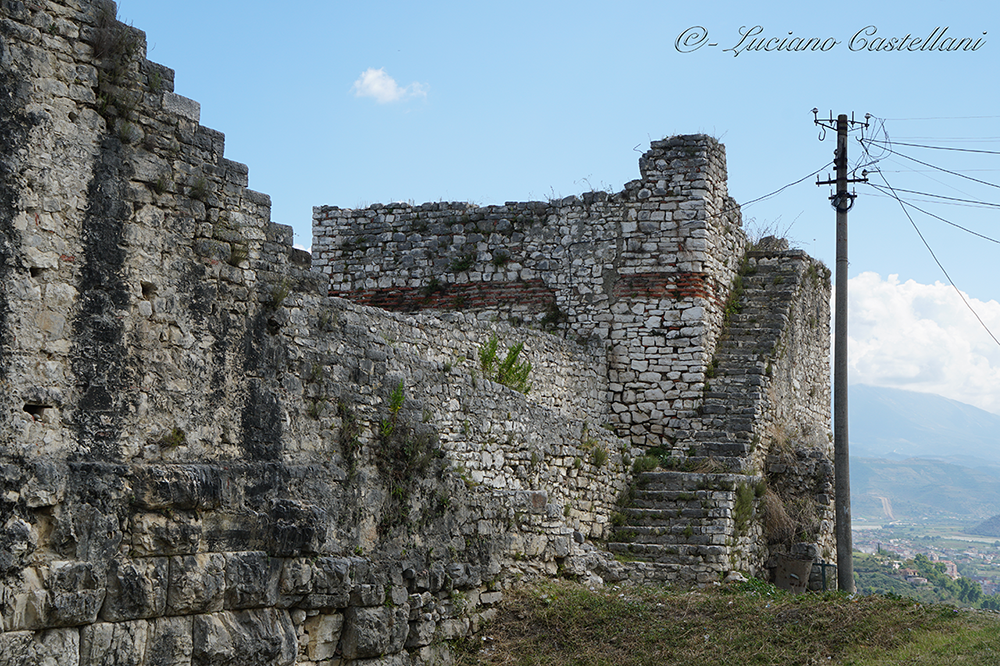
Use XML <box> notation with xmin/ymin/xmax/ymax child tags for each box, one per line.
<box><xmin>814</xmin><ymin>110</ymin><xmax>867</xmax><ymax>594</ymax></box>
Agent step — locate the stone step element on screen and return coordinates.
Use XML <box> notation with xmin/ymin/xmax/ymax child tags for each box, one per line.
<box><xmin>619</xmin><ymin>507</ymin><xmax>717</xmax><ymax>527</ymax></box>
<box><xmin>635</xmin><ymin>470</ymin><xmax>749</xmax><ymax>492</ymax></box>
<box><xmin>631</xmin><ymin>490</ymin><xmax>732</xmax><ymax>508</ymax></box>
<box><xmin>607</xmin><ymin>542</ymin><xmax>729</xmax><ymax>565</ymax></box>
<box><xmin>610</xmin><ymin>525</ymin><xmax>728</xmax><ymax>546</ymax></box>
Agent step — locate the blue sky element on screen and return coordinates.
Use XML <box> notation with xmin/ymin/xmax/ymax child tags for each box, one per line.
<box><xmin>122</xmin><ymin>1</ymin><xmax>1000</xmax><ymax>412</ymax></box>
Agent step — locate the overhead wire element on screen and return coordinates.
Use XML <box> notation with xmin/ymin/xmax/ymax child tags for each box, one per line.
<box><xmin>737</xmin><ymin>161</ymin><xmax>834</xmax><ymax>210</ymax></box>
<box><xmin>860</xmin><ymin>141</ymin><xmax>1000</xmax><ymax>192</ymax></box>
<box><xmin>865</xmin><ymin>184</ymin><xmax>1000</xmax><ymax>244</ymax></box>
<box><xmin>864</xmin><ymin>185</ymin><xmax>1000</xmax><ymax>210</ymax></box>
<box><xmin>871</xmin><ymin>141</ymin><xmax>1000</xmax><ymax>155</ymax></box>
<box><xmin>857</xmin><ymin>133</ymin><xmax>1000</xmax><ymax>349</ymax></box>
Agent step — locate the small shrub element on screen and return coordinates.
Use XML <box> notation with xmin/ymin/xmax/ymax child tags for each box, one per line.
<box><xmin>632</xmin><ymin>455</ymin><xmax>659</xmax><ymax>474</ymax></box>
<box><xmin>306</xmin><ymin>399</ymin><xmax>323</xmax><ymax>420</ymax></box>
<box><xmin>450</xmin><ymin>253</ymin><xmax>475</xmax><ymax>273</ymax></box>
<box><xmin>147</xmin><ymin>68</ymin><xmax>163</xmax><ymax>93</ymax></box>
<box><xmin>541</xmin><ymin>303</ymin><xmax>568</xmax><ymax>331</ymax></box>
<box><xmin>189</xmin><ymin>177</ymin><xmax>210</xmax><ymax>201</ymax></box>
<box><xmin>478</xmin><ymin>334</ymin><xmax>532</xmax><ymax>394</ymax></box>
<box><xmin>266</xmin><ymin>278</ymin><xmax>291</xmax><ymax>310</ymax></box>
<box><xmin>762</xmin><ymin>488</ymin><xmax>796</xmax><ymax>544</ymax></box>
<box><xmin>151</xmin><ymin>175</ymin><xmax>169</xmax><ymax>195</ymax></box>
<box><xmin>591</xmin><ymin>445</ymin><xmax>609</xmax><ymax>468</ymax></box>
<box><xmin>734</xmin><ymin>481</ymin><xmax>756</xmax><ymax>535</ymax></box>
<box><xmin>388</xmin><ymin>380</ymin><xmax>405</xmax><ymax>415</ymax></box>
<box><xmin>228</xmin><ymin>243</ymin><xmax>249</xmax><ymax>266</ymax></box>
<box><xmin>158</xmin><ymin>427</ymin><xmax>186</xmax><ymax>448</ymax></box>
<box><xmin>422</xmin><ymin>277</ymin><xmax>444</xmax><ymax>298</ymax></box>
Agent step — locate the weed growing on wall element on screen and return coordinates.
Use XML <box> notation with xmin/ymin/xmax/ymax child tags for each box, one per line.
<box><xmin>478</xmin><ymin>334</ymin><xmax>532</xmax><ymax>394</ymax></box>
<box><xmin>337</xmin><ymin>400</ymin><xmax>362</xmax><ymax>473</ymax></box>
<box><xmin>156</xmin><ymin>427</ymin><xmax>186</xmax><ymax>449</ymax></box>
<box><xmin>92</xmin><ymin>0</ymin><xmax>141</xmax><ymax>121</ymax></box>
<box><xmin>372</xmin><ymin>381</ymin><xmax>443</xmax><ymax>534</ymax></box>
<box><xmin>733</xmin><ymin>481</ymin><xmax>756</xmax><ymax>535</ymax></box>
<box><xmin>265</xmin><ymin>278</ymin><xmax>292</xmax><ymax>310</ymax></box>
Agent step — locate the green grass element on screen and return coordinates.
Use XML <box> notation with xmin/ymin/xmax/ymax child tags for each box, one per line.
<box><xmin>456</xmin><ymin>579</ymin><xmax>1000</xmax><ymax>666</ymax></box>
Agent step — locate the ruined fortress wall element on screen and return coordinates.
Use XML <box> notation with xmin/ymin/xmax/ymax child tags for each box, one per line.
<box><xmin>0</xmin><ymin>1</ymin><xmax>835</xmax><ymax>663</ymax></box>
<box><xmin>314</xmin><ymin>136</ymin><xmax>748</xmax><ymax>449</ymax></box>
<box><xmin>0</xmin><ymin>2</ymin><xmax>639</xmax><ymax>664</ymax></box>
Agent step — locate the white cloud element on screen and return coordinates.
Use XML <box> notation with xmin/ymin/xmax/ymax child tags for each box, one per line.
<box><xmin>351</xmin><ymin>68</ymin><xmax>427</xmax><ymax>104</ymax></box>
<box><xmin>846</xmin><ymin>272</ymin><xmax>1000</xmax><ymax>414</ymax></box>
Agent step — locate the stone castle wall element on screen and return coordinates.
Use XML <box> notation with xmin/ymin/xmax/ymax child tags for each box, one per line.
<box><xmin>0</xmin><ymin>1</ymin><xmax>834</xmax><ymax>664</ymax></box>
<box><xmin>0</xmin><ymin>3</ymin><xmax>643</xmax><ymax>663</ymax></box>
<box><xmin>313</xmin><ymin>135</ymin><xmax>747</xmax><ymax>450</ymax></box>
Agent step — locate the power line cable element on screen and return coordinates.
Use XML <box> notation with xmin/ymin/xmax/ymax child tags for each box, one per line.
<box><xmin>866</xmin><ymin>183</ymin><xmax>1000</xmax><ymax>244</ymax></box>
<box><xmin>882</xmin><ymin>115</ymin><xmax>1000</xmax><ymax>121</ymax></box>
<box><xmin>858</xmin><ymin>144</ymin><xmax>1000</xmax><ymax>349</ymax></box>
<box><xmin>869</xmin><ymin>141</ymin><xmax>1000</xmax><ymax>156</ymax></box>
<box><xmin>860</xmin><ymin>141</ymin><xmax>1000</xmax><ymax>192</ymax></box>
<box><xmin>737</xmin><ymin>161</ymin><xmax>834</xmax><ymax>209</ymax></box>
<box><xmin>866</xmin><ymin>191</ymin><xmax>1000</xmax><ymax>211</ymax></box>
<box><xmin>865</xmin><ymin>185</ymin><xmax>1000</xmax><ymax>210</ymax></box>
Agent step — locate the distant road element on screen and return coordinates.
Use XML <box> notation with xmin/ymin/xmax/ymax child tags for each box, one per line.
<box><xmin>878</xmin><ymin>496</ymin><xmax>895</xmax><ymax>520</ymax></box>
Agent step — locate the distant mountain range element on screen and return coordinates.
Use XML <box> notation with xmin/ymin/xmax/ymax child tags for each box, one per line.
<box><xmin>849</xmin><ymin>384</ymin><xmax>1000</xmax><ymax>466</ymax></box>
<box><xmin>847</xmin><ymin>384</ymin><xmax>1000</xmax><ymax>522</ymax></box>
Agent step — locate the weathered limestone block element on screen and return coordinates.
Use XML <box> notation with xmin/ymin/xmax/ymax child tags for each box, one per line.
<box><xmin>7</xmin><ymin>562</ymin><xmax>104</xmax><ymax>630</ymax></box>
<box><xmin>23</xmin><ymin>459</ymin><xmax>67</xmax><ymax>508</ymax></box>
<box><xmin>279</xmin><ymin>556</ymin><xmax>351</xmax><ymax>610</ymax></box>
<box><xmin>131</xmin><ymin>465</ymin><xmax>224</xmax><ymax>511</ymax></box>
<box><xmin>62</xmin><ymin>503</ymin><xmax>123</xmax><ymax>574</ymax></box>
<box><xmin>437</xmin><ymin>617</ymin><xmax>470</xmax><ymax>640</ymax></box>
<box><xmin>101</xmin><ymin>557</ymin><xmax>169</xmax><ymax>621</ymax></box>
<box><xmin>80</xmin><ymin>619</ymin><xmax>149</xmax><ymax>666</ymax></box>
<box><xmin>131</xmin><ymin>512</ymin><xmax>202</xmax><ymax>557</ymax></box>
<box><xmin>191</xmin><ymin>609</ymin><xmax>296</xmax><ymax>666</ymax></box>
<box><xmin>339</xmin><ymin>605</ymin><xmax>410</xmax><ymax>660</ymax></box>
<box><xmin>0</xmin><ymin>628</ymin><xmax>80</xmax><ymax>666</ymax></box>
<box><xmin>269</xmin><ymin>499</ymin><xmax>327</xmax><ymax>557</ymax></box>
<box><xmin>224</xmin><ymin>551</ymin><xmax>281</xmax><ymax>610</ymax></box>
<box><xmin>146</xmin><ymin>616</ymin><xmax>194</xmax><ymax>666</ymax></box>
<box><xmin>167</xmin><ymin>554</ymin><xmax>226</xmax><ymax>615</ymax></box>
<box><xmin>404</xmin><ymin>617</ymin><xmax>436</xmax><ymax>649</ymax></box>
<box><xmin>47</xmin><ymin>585</ymin><xmax>106</xmax><ymax>628</ymax></box>
<box><xmin>302</xmin><ymin>612</ymin><xmax>343</xmax><ymax>661</ymax></box>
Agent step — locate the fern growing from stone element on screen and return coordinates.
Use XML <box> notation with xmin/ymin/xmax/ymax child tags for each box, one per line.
<box><xmin>478</xmin><ymin>334</ymin><xmax>532</xmax><ymax>394</ymax></box>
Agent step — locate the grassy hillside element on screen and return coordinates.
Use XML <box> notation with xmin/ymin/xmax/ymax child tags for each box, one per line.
<box><xmin>458</xmin><ymin>579</ymin><xmax>1000</xmax><ymax>665</ymax></box>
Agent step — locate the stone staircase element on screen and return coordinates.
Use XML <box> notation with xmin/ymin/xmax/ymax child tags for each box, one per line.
<box><xmin>607</xmin><ymin>470</ymin><xmax>746</xmax><ymax>573</ymax></box>
<box><xmin>607</xmin><ymin>246</ymin><xmax>808</xmax><ymax>576</ymax></box>
<box><xmin>688</xmin><ymin>247</ymin><xmax>808</xmax><ymax>470</ymax></box>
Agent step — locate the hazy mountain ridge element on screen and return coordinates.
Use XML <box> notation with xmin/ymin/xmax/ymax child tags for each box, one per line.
<box><xmin>849</xmin><ymin>384</ymin><xmax>1000</xmax><ymax>521</ymax></box>
<box><xmin>850</xmin><ymin>384</ymin><xmax>1000</xmax><ymax>465</ymax></box>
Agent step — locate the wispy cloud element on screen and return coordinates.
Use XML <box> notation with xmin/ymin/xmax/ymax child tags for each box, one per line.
<box><xmin>847</xmin><ymin>272</ymin><xmax>1000</xmax><ymax>414</ymax></box>
<box><xmin>351</xmin><ymin>68</ymin><xmax>428</xmax><ymax>104</ymax></box>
